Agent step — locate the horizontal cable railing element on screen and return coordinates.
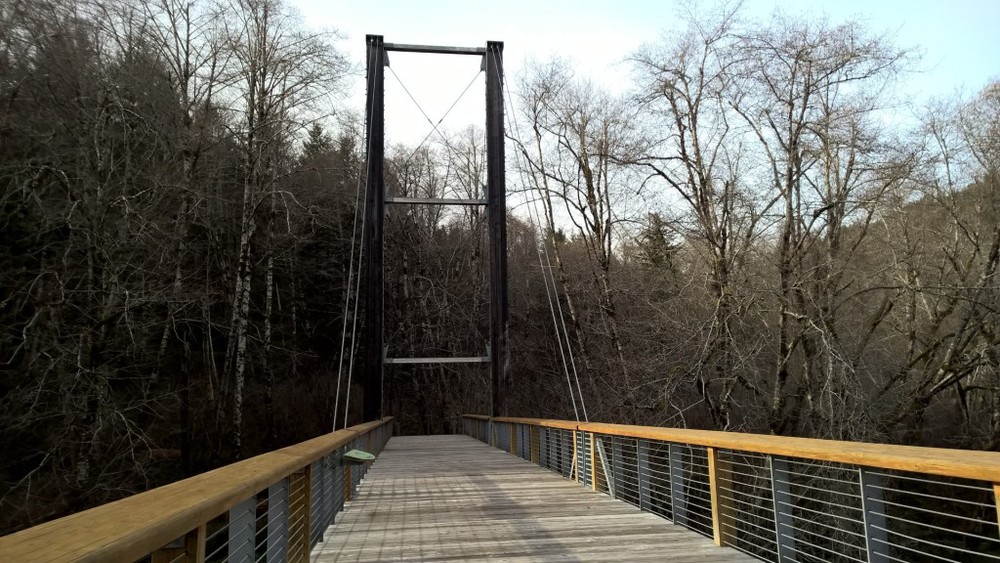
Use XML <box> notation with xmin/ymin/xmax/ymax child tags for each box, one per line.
<box><xmin>463</xmin><ymin>415</ymin><xmax>1000</xmax><ymax>563</ymax></box>
<box><xmin>0</xmin><ymin>417</ymin><xmax>393</xmax><ymax>563</ymax></box>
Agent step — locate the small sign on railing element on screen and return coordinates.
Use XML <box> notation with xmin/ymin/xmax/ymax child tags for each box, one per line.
<box><xmin>344</xmin><ymin>449</ymin><xmax>376</xmax><ymax>464</ymax></box>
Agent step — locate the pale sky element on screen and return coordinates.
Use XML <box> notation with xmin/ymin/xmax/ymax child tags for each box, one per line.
<box><xmin>295</xmin><ymin>0</ymin><xmax>999</xmax><ymax>147</ymax></box>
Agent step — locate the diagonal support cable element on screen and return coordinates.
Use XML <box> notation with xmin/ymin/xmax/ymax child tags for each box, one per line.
<box><xmin>387</xmin><ymin>65</ymin><xmax>483</xmax><ymax>166</ymax></box>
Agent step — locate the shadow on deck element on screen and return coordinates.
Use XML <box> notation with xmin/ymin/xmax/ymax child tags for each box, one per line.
<box><xmin>311</xmin><ymin>435</ymin><xmax>755</xmax><ymax>562</ymax></box>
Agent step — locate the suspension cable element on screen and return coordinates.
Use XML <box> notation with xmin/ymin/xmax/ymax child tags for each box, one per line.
<box><xmin>526</xmin><ymin>192</ymin><xmax>580</xmax><ymax>421</ymax></box>
<box><xmin>334</xmin><ymin>46</ymin><xmax>378</xmax><ymax>429</ymax></box>
<box><xmin>490</xmin><ymin>49</ymin><xmax>588</xmax><ymax>422</ymax></box>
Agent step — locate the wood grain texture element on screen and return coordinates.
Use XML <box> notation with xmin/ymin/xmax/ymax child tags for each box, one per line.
<box><xmin>0</xmin><ymin>418</ymin><xmax>392</xmax><ymax>563</ymax></box>
<box><xmin>479</xmin><ymin>416</ymin><xmax>1000</xmax><ymax>483</ymax></box>
<box><xmin>312</xmin><ymin>435</ymin><xmax>755</xmax><ymax>562</ymax></box>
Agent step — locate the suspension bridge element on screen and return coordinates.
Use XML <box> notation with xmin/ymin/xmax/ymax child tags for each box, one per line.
<box><xmin>2</xmin><ymin>37</ymin><xmax>1000</xmax><ymax>563</ymax></box>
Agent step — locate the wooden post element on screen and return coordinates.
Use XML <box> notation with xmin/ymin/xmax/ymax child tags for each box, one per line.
<box><xmin>362</xmin><ymin>34</ymin><xmax>386</xmax><ymax>422</ymax></box>
<box><xmin>707</xmin><ymin>447</ymin><xmax>733</xmax><ymax>547</ymax></box>
<box><xmin>289</xmin><ymin>466</ymin><xmax>313</xmax><ymax>562</ymax></box>
<box><xmin>151</xmin><ymin>525</ymin><xmax>205</xmax><ymax>563</ymax></box>
<box><xmin>510</xmin><ymin>424</ymin><xmax>517</xmax><ymax>455</ymax></box>
<box><xmin>185</xmin><ymin>525</ymin><xmax>206</xmax><ymax>563</ymax></box>
<box><xmin>531</xmin><ymin>426</ymin><xmax>539</xmax><ymax>464</ymax></box>
<box><xmin>994</xmin><ymin>484</ymin><xmax>1000</xmax><ymax>534</ymax></box>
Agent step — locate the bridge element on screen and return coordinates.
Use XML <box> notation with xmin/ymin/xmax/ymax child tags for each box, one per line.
<box><xmin>1</xmin><ymin>415</ymin><xmax>999</xmax><ymax>561</ymax></box>
<box><xmin>2</xmin><ymin>37</ymin><xmax>1000</xmax><ymax>563</ymax></box>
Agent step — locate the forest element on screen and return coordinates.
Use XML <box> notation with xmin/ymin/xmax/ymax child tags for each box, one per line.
<box><xmin>1</xmin><ymin>0</ymin><xmax>997</xmax><ymax>535</ymax></box>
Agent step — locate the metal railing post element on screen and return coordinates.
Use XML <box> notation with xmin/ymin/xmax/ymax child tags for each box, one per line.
<box><xmin>267</xmin><ymin>479</ymin><xmax>289</xmax><ymax>561</ymax></box>
<box><xmin>669</xmin><ymin>444</ymin><xmax>688</xmax><ymax>526</ymax></box>
<box><xmin>559</xmin><ymin>430</ymin><xmax>576</xmax><ymax>479</ymax></box>
<box><xmin>227</xmin><ymin>497</ymin><xmax>255</xmax><ymax>562</ymax></box>
<box><xmin>539</xmin><ymin>427</ymin><xmax>548</xmax><ymax>468</ymax></box>
<box><xmin>638</xmin><ymin>439</ymin><xmax>650</xmax><ymax>512</ymax></box>
<box><xmin>310</xmin><ymin>460</ymin><xmax>324</xmax><ymax>538</ymax></box>
<box><xmin>769</xmin><ymin>456</ymin><xmax>796</xmax><ymax>561</ymax></box>
<box><xmin>323</xmin><ymin>455</ymin><xmax>336</xmax><ymax>529</ymax></box>
<box><xmin>612</xmin><ymin>437</ymin><xmax>623</xmax><ymax>499</ymax></box>
<box><xmin>860</xmin><ymin>467</ymin><xmax>890</xmax><ymax>563</ymax></box>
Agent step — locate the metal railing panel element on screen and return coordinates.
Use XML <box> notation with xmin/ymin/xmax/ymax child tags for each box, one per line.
<box><xmin>0</xmin><ymin>418</ymin><xmax>394</xmax><ymax>563</ymax></box>
<box><xmin>464</xmin><ymin>414</ymin><xmax>1000</xmax><ymax>563</ymax></box>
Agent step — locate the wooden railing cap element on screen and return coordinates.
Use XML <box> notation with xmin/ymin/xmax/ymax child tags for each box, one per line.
<box><xmin>0</xmin><ymin>417</ymin><xmax>393</xmax><ymax>563</ymax></box>
<box><xmin>465</xmin><ymin>415</ymin><xmax>1000</xmax><ymax>483</ymax></box>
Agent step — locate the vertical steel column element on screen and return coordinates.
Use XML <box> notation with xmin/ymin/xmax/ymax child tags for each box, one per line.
<box><xmin>485</xmin><ymin>41</ymin><xmax>509</xmax><ymax>418</ymax></box>
<box><xmin>267</xmin><ymin>479</ymin><xmax>289</xmax><ymax>560</ymax></box>
<box><xmin>770</xmin><ymin>456</ymin><xmax>797</xmax><ymax>561</ymax></box>
<box><xmin>612</xmin><ymin>437</ymin><xmax>624</xmax><ymax>499</ymax></box>
<box><xmin>860</xmin><ymin>468</ymin><xmax>890</xmax><ymax>563</ymax></box>
<box><xmin>227</xmin><ymin>497</ymin><xmax>255</xmax><ymax>562</ymax></box>
<box><xmin>363</xmin><ymin>35</ymin><xmax>386</xmax><ymax>422</ymax></box>
<box><xmin>310</xmin><ymin>460</ymin><xmax>324</xmax><ymax>540</ymax></box>
<box><xmin>669</xmin><ymin>444</ymin><xmax>688</xmax><ymax>526</ymax></box>
<box><xmin>539</xmin><ymin>427</ymin><xmax>548</xmax><ymax>468</ymax></box>
<box><xmin>638</xmin><ymin>440</ymin><xmax>651</xmax><ymax>511</ymax></box>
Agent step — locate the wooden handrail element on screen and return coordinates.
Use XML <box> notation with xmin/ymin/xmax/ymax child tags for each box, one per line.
<box><xmin>474</xmin><ymin>415</ymin><xmax>1000</xmax><ymax>482</ymax></box>
<box><xmin>0</xmin><ymin>417</ymin><xmax>393</xmax><ymax>562</ymax></box>
<box><xmin>468</xmin><ymin>415</ymin><xmax>1000</xmax><ymax>559</ymax></box>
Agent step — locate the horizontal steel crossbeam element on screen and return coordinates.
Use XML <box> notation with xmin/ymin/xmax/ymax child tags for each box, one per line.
<box><xmin>385</xmin><ymin>197</ymin><xmax>487</xmax><ymax>206</ymax></box>
<box><xmin>383</xmin><ymin>43</ymin><xmax>486</xmax><ymax>55</ymax></box>
<box><xmin>384</xmin><ymin>356</ymin><xmax>490</xmax><ymax>365</ymax></box>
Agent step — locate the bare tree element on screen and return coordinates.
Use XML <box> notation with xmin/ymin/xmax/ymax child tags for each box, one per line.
<box><xmin>218</xmin><ymin>0</ymin><xmax>346</xmax><ymax>458</ymax></box>
<box><xmin>516</xmin><ymin>60</ymin><xmax>645</xmax><ymax>421</ymax></box>
<box><xmin>879</xmin><ymin>83</ymin><xmax>1000</xmax><ymax>445</ymax></box>
<box><xmin>730</xmin><ymin>14</ymin><xmax>913</xmax><ymax>437</ymax></box>
<box><xmin>631</xmin><ymin>4</ymin><xmax>772</xmax><ymax>430</ymax></box>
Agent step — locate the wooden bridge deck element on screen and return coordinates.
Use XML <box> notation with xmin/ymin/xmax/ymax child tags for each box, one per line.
<box><xmin>311</xmin><ymin>434</ymin><xmax>755</xmax><ymax>562</ymax></box>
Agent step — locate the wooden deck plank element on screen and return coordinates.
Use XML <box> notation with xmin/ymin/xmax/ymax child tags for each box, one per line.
<box><xmin>312</xmin><ymin>435</ymin><xmax>756</xmax><ymax>562</ymax></box>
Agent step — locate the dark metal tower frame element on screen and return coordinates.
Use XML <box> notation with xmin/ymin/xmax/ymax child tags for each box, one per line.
<box><xmin>362</xmin><ymin>35</ymin><xmax>509</xmax><ymax>421</ymax></box>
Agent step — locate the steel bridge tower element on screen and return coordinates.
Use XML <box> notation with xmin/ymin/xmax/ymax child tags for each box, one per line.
<box><xmin>362</xmin><ymin>36</ymin><xmax>510</xmax><ymax>421</ymax></box>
